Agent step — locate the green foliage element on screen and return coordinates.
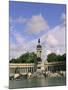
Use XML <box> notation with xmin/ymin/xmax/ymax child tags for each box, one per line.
<box><xmin>62</xmin><ymin>53</ymin><xmax>66</xmax><ymax>62</ymax></box>
<box><xmin>10</xmin><ymin>52</ymin><xmax>37</xmax><ymax>63</ymax></box>
<box><xmin>10</xmin><ymin>52</ymin><xmax>66</xmax><ymax>64</ymax></box>
<box><xmin>47</xmin><ymin>53</ymin><xmax>66</xmax><ymax>62</ymax></box>
<box><xmin>47</xmin><ymin>53</ymin><xmax>66</xmax><ymax>71</ymax></box>
<box><xmin>10</xmin><ymin>58</ymin><xmax>19</xmax><ymax>63</ymax></box>
<box><xmin>47</xmin><ymin>53</ymin><xmax>57</xmax><ymax>62</ymax></box>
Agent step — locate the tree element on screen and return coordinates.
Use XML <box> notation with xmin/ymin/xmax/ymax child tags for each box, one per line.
<box><xmin>47</xmin><ymin>53</ymin><xmax>57</xmax><ymax>62</ymax></box>
<box><xmin>57</xmin><ymin>55</ymin><xmax>63</xmax><ymax>61</ymax></box>
<box><xmin>47</xmin><ymin>53</ymin><xmax>66</xmax><ymax>62</ymax></box>
<box><xmin>10</xmin><ymin>52</ymin><xmax>37</xmax><ymax>63</ymax></box>
<box><xmin>10</xmin><ymin>58</ymin><xmax>18</xmax><ymax>63</ymax></box>
<box><xmin>62</xmin><ymin>53</ymin><xmax>66</xmax><ymax>62</ymax></box>
<box><xmin>47</xmin><ymin>53</ymin><xmax>66</xmax><ymax>71</ymax></box>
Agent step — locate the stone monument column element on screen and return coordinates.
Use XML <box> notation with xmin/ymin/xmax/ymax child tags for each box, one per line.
<box><xmin>36</xmin><ymin>39</ymin><xmax>42</xmax><ymax>71</ymax></box>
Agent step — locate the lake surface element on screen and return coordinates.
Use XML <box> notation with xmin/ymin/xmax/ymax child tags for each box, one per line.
<box><xmin>9</xmin><ymin>76</ymin><xmax>66</xmax><ymax>89</ymax></box>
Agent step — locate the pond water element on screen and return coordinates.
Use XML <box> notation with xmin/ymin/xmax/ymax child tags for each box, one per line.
<box><xmin>9</xmin><ymin>76</ymin><xmax>66</xmax><ymax>89</ymax></box>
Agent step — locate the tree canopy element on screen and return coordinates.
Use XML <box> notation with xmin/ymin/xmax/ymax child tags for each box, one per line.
<box><xmin>10</xmin><ymin>52</ymin><xmax>66</xmax><ymax>63</ymax></box>
<box><xmin>10</xmin><ymin>52</ymin><xmax>37</xmax><ymax>63</ymax></box>
<box><xmin>47</xmin><ymin>53</ymin><xmax>66</xmax><ymax>62</ymax></box>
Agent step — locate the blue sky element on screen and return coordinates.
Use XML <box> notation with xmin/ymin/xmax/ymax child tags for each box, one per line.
<box><xmin>9</xmin><ymin>1</ymin><xmax>66</xmax><ymax>59</ymax></box>
<box><xmin>9</xmin><ymin>1</ymin><xmax>66</xmax><ymax>26</ymax></box>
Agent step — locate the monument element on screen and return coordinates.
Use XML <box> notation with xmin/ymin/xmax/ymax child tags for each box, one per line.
<box><xmin>36</xmin><ymin>39</ymin><xmax>43</xmax><ymax>72</ymax></box>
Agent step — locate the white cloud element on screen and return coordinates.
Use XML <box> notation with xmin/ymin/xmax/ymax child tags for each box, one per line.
<box><xmin>46</xmin><ymin>50</ymin><xmax>52</xmax><ymax>55</ymax></box>
<box><xmin>61</xmin><ymin>13</ymin><xmax>66</xmax><ymax>21</ymax></box>
<box><xmin>10</xmin><ymin>22</ymin><xmax>66</xmax><ymax>60</ymax></box>
<box><xmin>26</xmin><ymin>14</ymin><xmax>49</xmax><ymax>34</ymax></box>
<box><xmin>10</xmin><ymin>31</ymin><xmax>28</xmax><ymax>59</ymax></box>
<box><xmin>40</xmin><ymin>22</ymin><xmax>65</xmax><ymax>59</ymax></box>
<box><xmin>10</xmin><ymin>40</ymin><xmax>36</xmax><ymax>60</ymax></box>
<box><xmin>10</xmin><ymin>16</ymin><xmax>27</xmax><ymax>24</ymax></box>
<box><xmin>60</xmin><ymin>13</ymin><xmax>66</xmax><ymax>25</ymax></box>
<box><xmin>10</xmin><ymin>14</ymin><xmax>49</xmax><ymax>36</ymax></box>
<box><xmin>10</xmin><ymin>42</ymin><xmax>28</xmax><ymax>60</ymax></box>
<box><xmin>56</xmin><ymin>49</ymin><xmax>61</xmax><ymax>55</ymax></box>
<box><xmin>41</xmin><ymin>23</ymin><xmax>65</xmax><ymax>46</ymax></box>
<box><xmin>46</xmin><ymin>34</ymin><xmax>58</xmax><ymax>46</ymax></box>
<box><xmin>15</xmin><ymin>16</ymin><xmax>27</xmax><ymax>23</ymax></box>
<box><xmin>10</xmin><ymin>13</ymin><xmax>66</xmax><ymax>60</ymax></box>
<box><xmin>14</xmin><ymin>33</ymin><xmax>26</xmax><ymax>44</ymax></box>
<box><xmin>10</xmin><ymin>25</ymin><xmax>26</xmax><ymax>44</ymax></box>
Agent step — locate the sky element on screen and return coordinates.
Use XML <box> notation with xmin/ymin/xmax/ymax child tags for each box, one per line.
<box><xmin>9</xmin><ymin>1</ymin><xmax>66</xmax><ymax>60</ymax></box>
